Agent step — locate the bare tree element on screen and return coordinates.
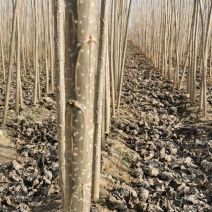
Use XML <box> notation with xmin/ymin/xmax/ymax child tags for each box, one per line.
<box><xmin>199</xmin><ymin>0</ymin><xmax>212</xmax><ymax>116</ymax></box>
<box><xmin>54</xmin><ymin>0</ymin><xmax>66</xmax><ymax>209</ymax></box>
<box><xmin>33</xmin><ymin>0</ymin><xmax>38</xmax><ymax>105</ymax></box>
<box><xmin>92</xmin><ymin>0</ymin><xmax>108</xmax><ymax>201</ymax></box>
<box><xmin>15</xmin><ymin>4</ymin><xmax>21</xmax><ymax>114</ymax></box>
<box><xmin>64</xmin><ymin>0</ymin><xmax>97</xmax><ymax>210</ymax></box>
<box><xmin>2</xmin><ymin>0</ymin><xmax>18</xmax><ymax>125</ymax></box>
<box><xmin>117</xmin><ymin>0</ymin><xmax>132</xmax><ymax>109</ymax></box>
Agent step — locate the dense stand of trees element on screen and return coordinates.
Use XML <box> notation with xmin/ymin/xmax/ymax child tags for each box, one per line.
<box><xmin>0</xmin><ymin>0</ymin><xmax>132</xmax><ymax>210</ymax></box>
<box><xmin>130</xmin><ymin>0</ymin><xmax>212</xmax><ymax>116</ymax></box>
<box><xmin>0</xmin><ymin>0</ymin><xmax>211</xmax><ymax>211</ymax></box>
<box><xmin>0</xmin><ymin>0</ymin><xmax>55</xmax><ymax>124</ymax></box>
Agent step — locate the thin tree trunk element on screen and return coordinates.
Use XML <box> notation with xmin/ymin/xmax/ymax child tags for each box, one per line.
<box><xmin>2</xmin><ymin>0</ymin><xmax>18</xmax><ymax>125</ymax></box>
<box><xmin>92</xmin><ymin>0</ymin><xmax>108</xmax><ymax>201</ymax></box>
<box><xmin>110</xmin><ymin>0</ymin><xmax>115</xmax><ymax>116</ymax></box>
<box><xmin>0</xmin><ymin>32</ymin><xmax>5</xmax><ymax>83</ymax></box>
<box><xmin>117</xmin><ymin>0</ymin><xmax>132</xmax><ymax>109</ymax></box>
<box><xmin>33</xmin><ymin>0</ymin><xmax>38</xmax><ymax>105</ymax></box>
<box><xmin>105</xmin><ymin>38</ymin><xmax>110</xmax><ymax>135</ymax></box>
<box><xmin>15</xmin><ymin>9</ymin><xmax>20</xmax><ymax>114</ymax></box>
<box><xmin>54</xmin><ymin>0</ymin><xmax>66</xmax><ymax>209</ymax></box>
<box><xmin>199</xmin><ymin>0</ymin><xmax>212</xmax><ymax>116</ymax></box>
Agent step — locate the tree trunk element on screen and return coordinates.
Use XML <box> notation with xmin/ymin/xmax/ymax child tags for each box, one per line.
<box><xmin>64</xmin><ymin>0</ymin><xmax>97</xmax><ymax>211</ymax></box>
<box><xmin>33</xmin><ymin>0</ymin><xmax>38</xmax><ymax>105</ymax></box>
<box><xmin>54</xmin><ymin>0</ymin><xmax>66</xmax><ymax>209</ymax></box>
<box><xmin>117</xmin><ymin>0</ymin><xmax>132</xmax><ymax>109</ymax></box>
<box><xmin>92</xmin><ymin>0</ymin><xmax>108</xmax><ymax>201</ymax></box>
<box><xmin>15</xmin><ymin>8</ymin><xmax>20</xmax><ymax>114</ymax></box>
<box><xmin>2</xmin><ymin>0</ymin><xmax>18</xmax><ymax>125</ymax></box>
